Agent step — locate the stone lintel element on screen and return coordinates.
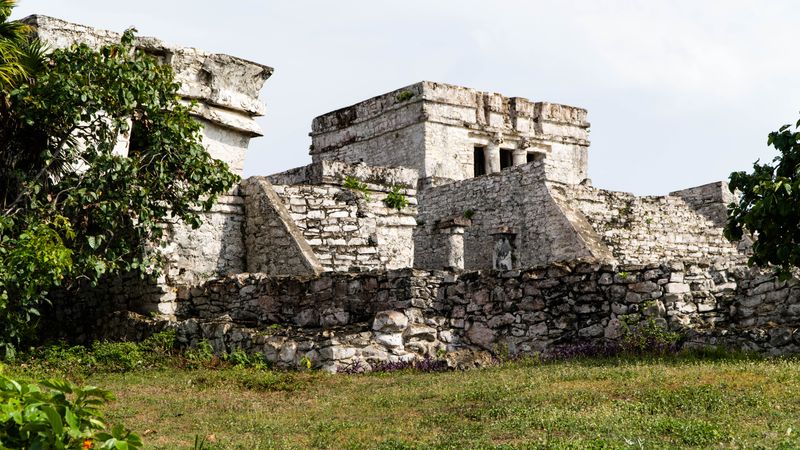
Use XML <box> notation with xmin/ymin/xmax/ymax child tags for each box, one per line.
<box><xmin>437</xmin><ymin>216</ymin><xmax>472</xmax><ymax>231</ymax></box>
<box><xmin>491</xmin><ymin>226</ymin><xmax>516</xmax><ymax>236</ymax></box>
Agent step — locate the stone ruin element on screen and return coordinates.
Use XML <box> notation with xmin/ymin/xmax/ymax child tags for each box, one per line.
<box><xmin>31</xmin><ymin>16</ymin><xmax>800</xmax><ymax>371</ymax></box>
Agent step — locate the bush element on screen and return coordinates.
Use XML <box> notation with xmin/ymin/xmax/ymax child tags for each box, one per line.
<box><xmin>0</xmin><ymin>373</ymin><xmax>142</xmax><ymax>449</ymax></box>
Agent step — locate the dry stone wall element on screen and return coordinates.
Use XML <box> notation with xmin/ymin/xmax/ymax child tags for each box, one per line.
<box><xmin>240</xmin><ymin>178</ymin><xmax>323</xmax><ymax>276</ymax></box>
<box><xmin>670</xmin><ymin>181</ymin><xmax>737</xmax><ymax>227</ymax></box>
<box><xmin>79</xmin><ymin>260</ymin><xmax>800</xmax><ymax>371</ymax></box>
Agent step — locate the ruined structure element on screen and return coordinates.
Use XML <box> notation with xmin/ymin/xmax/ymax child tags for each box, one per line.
<box><xmin>37</xmin><ymin>17</ymin><xmax>800</xmax><ymax>371</ymax></box>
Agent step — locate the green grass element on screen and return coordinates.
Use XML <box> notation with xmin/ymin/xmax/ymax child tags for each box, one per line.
<box><xmin>7</xmin><ymin>351</ymin><xmax>800</xmax><ymax>449</ymax></box>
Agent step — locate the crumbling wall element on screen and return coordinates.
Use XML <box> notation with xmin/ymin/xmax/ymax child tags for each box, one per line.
<box><xmin>26</xmin><ymin>15</ymin><xmax>272</xmax><ymax>178</ymax></box>
<box><xmin>414</xmin><ymin>161</ymin><xmax>610</xmax><ymax>270</ymax></box>
<box><xmin>558</xmin><ymin>184</ymin><xmax>742</xmax><ymax>265</ymax></box>
<box><xmin>670</xmin><ymin>181</ymin><xmax>736</xmax><ymax>227</ymax></box>
<box><xmin>28</xmin><ymin>15</ymin><xmax>272</xmax><ymax>314</ymax></box>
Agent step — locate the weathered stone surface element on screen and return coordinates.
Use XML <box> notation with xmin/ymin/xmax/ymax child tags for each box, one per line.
<box><xmin>373</xmin><ymin>311</ymin><xmax>409</xmax><ymax>333</ymax></box>
<box><xmin>466</xmin><ymin>322</ymin><xmax>496</xmax><ymax>350</ymax></box>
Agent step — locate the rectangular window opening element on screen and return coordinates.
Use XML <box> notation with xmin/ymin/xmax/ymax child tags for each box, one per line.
<box><xmin>473</xmin><ymin>146</ymin><xmax>486</xmax><ymax>177</ymax></box>
<box><xmin>500</xmin><ymin>149</ymin><xmax>513</xmax><ymax>170</ymax></box>
<box><xmin>527</xmin><ymin>152</ymin><xmax>543</xmax><ymax>163</ymax></box>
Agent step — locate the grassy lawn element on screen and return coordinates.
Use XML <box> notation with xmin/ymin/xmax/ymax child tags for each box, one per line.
<box><xmin>7</xmin><ymin>353</ymin><xmax>800</xmax><ymax>449</ymax></box>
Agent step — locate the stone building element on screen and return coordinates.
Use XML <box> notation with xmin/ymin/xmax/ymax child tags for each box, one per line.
<box><xmin>35</xmin><ymin>16</ymin><xmax>800</xmax><ymax>371</ymax></box>
<box><xmin>311</xmin><ymin>81</ymin><xmax>590</xmax><ymax>188</ymax></box>
<box><xmin>309</xmin><ymin>82</ymin><xmax>743</xmax><ymax>272</ymax></box>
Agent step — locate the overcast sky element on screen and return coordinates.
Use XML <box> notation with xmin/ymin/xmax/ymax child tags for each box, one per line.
<box><xmin>12</xmin><ymin>1</ymin><xmax>800</xmax><ymax>195</ymax></box>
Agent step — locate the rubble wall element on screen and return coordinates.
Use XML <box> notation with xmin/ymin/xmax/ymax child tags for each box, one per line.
<box><xmin>240</xmin><ymin>178</ymin><xmax>323</xmax><ymax>277</ymax></box>
<box><xmin>81</xmin><ymin>260</ymin><xmax>799</xmax><ymax>372</ymax></box>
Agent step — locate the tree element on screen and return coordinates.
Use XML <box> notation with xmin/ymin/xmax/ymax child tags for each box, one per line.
<box><xmin>725</xmin><ymin>117</ymin><xmax>800</xmax><ymax>279</ymax></box>
<box><xmin>0</xmin><ymin>10</ymin><xmax>239</xmax><ymax>356</ymax></box>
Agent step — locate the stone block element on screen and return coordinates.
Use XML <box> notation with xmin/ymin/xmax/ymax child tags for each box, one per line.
<box><xmin>372</xmin><ymin>310</ymin><xmax>409</xmax><ymax>333</ymax></box>
<box><xmin>665</xmin><ymin>283</ymin><xmax>690</xmax><ymax>294</ymax></box>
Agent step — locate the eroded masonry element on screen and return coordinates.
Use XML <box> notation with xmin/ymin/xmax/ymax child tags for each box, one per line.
<box><xmin>37</xmin><ymin>16</ymin><xmax>800</xmax><ymax>371</ymax></box>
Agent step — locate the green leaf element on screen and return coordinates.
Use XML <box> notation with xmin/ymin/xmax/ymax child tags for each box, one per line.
<box><xmin>41</xmin><ymin>405</ymin><xmax>64</xmax><ymax>438</ymax></box>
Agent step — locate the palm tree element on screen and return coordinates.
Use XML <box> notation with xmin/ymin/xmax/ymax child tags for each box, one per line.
<box><xmin>0</xmin><ymin>0</ymin><xmax>35</xmax><ymax>91</ymax></box>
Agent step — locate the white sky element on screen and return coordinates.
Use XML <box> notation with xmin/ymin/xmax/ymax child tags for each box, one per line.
<box><xmin>12</xmin><ymin>0</ymin><xmax>800</xmax><ymax>195</ymax></box>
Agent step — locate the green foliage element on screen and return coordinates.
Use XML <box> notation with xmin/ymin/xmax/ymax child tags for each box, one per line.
<box><xmin>726</xmin><ymin>116</ymin><xmax>800</xmax><ymax>279</ymax></box>
<box><xmin>383</xmin><ymin>185</ymin><xmax>409</xmax><ymax>210</ymax></box>
<box><xmin>223</xmin><ymin>348</ymin><xmax>269</xmax><ymax>369</ymax></box>
<box><xmin>0</xmin><ymin>9</ymin><xmax>238</xmax><ymax>355</ymax></box>
<box><xmin>138</xmin><ymin>330</ymin><xmax>176</xmax><ymax>356</ymax></box>
<box><xmin>343</xmin><ymin>175</ymin><xmax>370</xmax><ymax>199</ymax></box>
<box><xmin>185</xmin><ymin>340</ymin><xmax>215</xmax><ymax>365</ymax></box>
<box><xmin>0</xmin><ymin>1</ymin><xmax>38</xmax><ymax>90</ymax></box>
<box><xmin>25</xmin><ymin>332</ymin><xmax>176</xmax><ymax>376</ymax></box>
<box><xmin>0</xmin><ymin>373</ymin><xmax>142</xmax><ymax>449</ymax></box>
<box><xmin>90</xmin><ymin>342</ymin><xmax>143</xmax><ymax>373</ymax></box>
<box><xmin>619</xmin><ymin>318</ymin><xmax>682</xmax><ymax>355</ymax></box>
<box><xmin>462</xmin><ymin>209</ymin><xmax>475</xmax><ymax>219</ymax></box>
<box><xmin>0</xmin><ymin>216</ymin><xmax>74</xmax><ymax>359</ymax></box>
<box><xmin>395</xmin><ymin>91</ymin><xmax>414</xmax><ymax>102</ymax></box>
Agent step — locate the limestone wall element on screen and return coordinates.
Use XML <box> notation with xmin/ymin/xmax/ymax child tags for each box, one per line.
<box><xmin>240</xmin><ymin>161</ymin><xmax>419</xmax><ymax>275</ymax></box>
<box><xmin>161</xmin><ymin>194</ymin><xmax>247</xmax><ymax>286</ymax></box>
<box><xmin>310</xmin><ymin>81</ymin><xmax>591</xmax><ymax>186</ymax></box>
<box><xmin>558</xmin><ymin>184</ymin><xmax>743</xmax><ymax>265</ymax></box>
<box><xmin>414</xmin><ymin>160</ymin><xmax>610</xmax><ymax>270</ymax></box>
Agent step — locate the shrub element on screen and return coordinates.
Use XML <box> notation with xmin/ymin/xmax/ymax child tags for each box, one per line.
<box><xmin>139</xmin><ymin>330</ymin><xmax>176</xmax><ymax>356</ymax></box>
<box><xmin>0</xmin><ymin>373</ymin><xmax>142</xmax><ymax>449</ymax></box>
<box><xmin>224</xmin><ymin>348</ymin><xmax>269</xmax><ymax>369</ymax></box>
<box><xmin>185</xmin><ymin>340</ymin><xmax>215</xmax><ymax>365</ymax></box>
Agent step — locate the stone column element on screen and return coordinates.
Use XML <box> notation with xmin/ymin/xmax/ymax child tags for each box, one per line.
<box><xmin>437</xmin><ymin>217</ymin><xmax>472</xmax><ymax>271</ymax></box>
<box><xmin>484</xmin><ymin>133</ymin><xmax>503</xmax><ymax>174</ymax></box>
<box><xmin>512</xmin><ymin>148</ymin><xmax>528</xmax><ymax>166</ymax></box>
<box><xmin>491</xmin><ymin>226</ymin><xmax>516</xmax><ymax>271</ymax></box>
